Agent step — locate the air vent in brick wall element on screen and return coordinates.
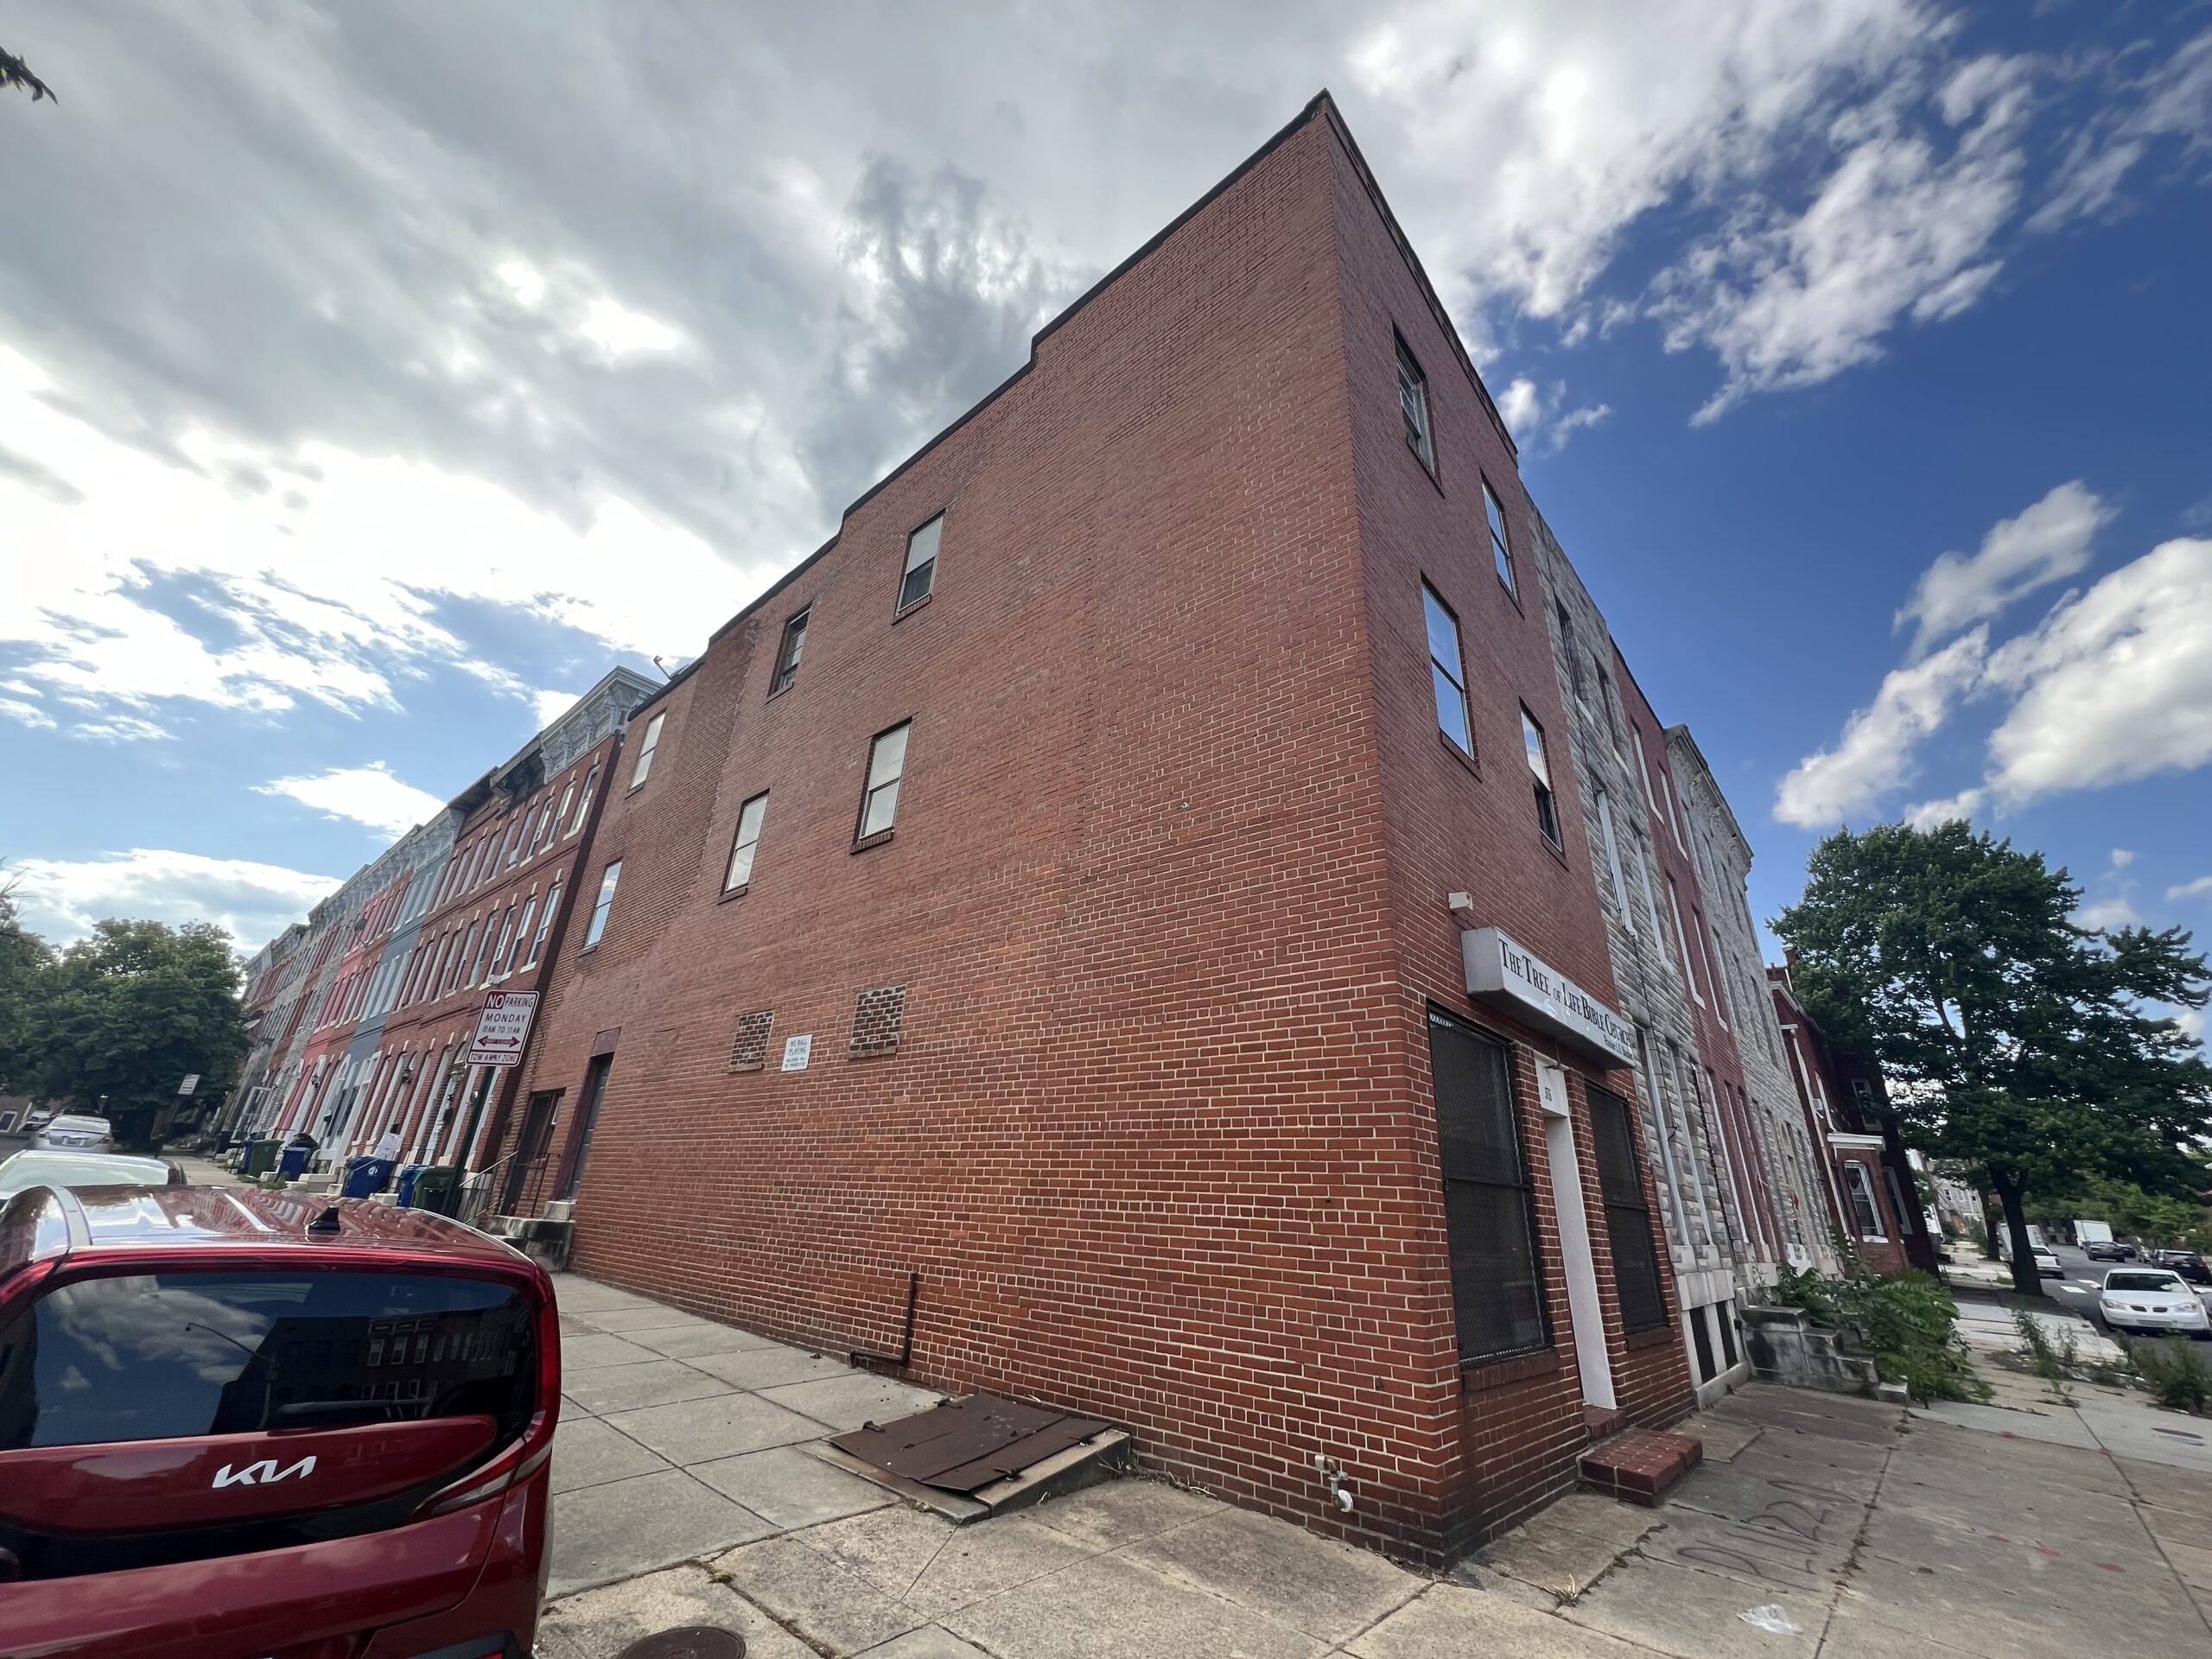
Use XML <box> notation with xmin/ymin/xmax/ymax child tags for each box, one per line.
<box><xmin>849</xmin><ymin>983</ymin><xmax>906</xmax><ymax>1057</ymax></box>
<box><xmin>727</xmin><ymin>1008</ymin><xmax>774</xmax><ymax>1071</ymax></box>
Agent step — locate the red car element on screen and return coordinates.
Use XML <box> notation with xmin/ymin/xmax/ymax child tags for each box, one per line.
<box><xmin>0</xmin><ymin>1183</ymin><xmax>559</xmax><ymax>1658</ymax></box>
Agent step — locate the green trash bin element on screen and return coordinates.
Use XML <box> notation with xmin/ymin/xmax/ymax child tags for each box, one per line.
<box><xmin>244</xmin><ymin>1137</ymin><xmax>281</xmax><ymax>1177</ymax></box>
<box><xmin>410</xmin><ymin>1165</ymin><xmax>461</xmax><ymax>1217</ymax></box>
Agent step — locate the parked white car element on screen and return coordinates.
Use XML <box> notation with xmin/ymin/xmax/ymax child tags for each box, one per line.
<box><xmin>2032</xmin><ymin>1246</ymin><xmax>2063</xmax><ymax>1278</ymax></box>
<box><xmin>31</xmin><ymin>1114</ymin><xmax>115</xmax><ymax>1154</ymax></box>
<box><xmin>0</xmin><ymin>1148</ymin><xmax>182</xmax><ymax>1200</ymax></box>
<box><xmin>2098</xmin><ymin>1268</ymin><xmax>2211</xmax><ymax>1338</ymax></box>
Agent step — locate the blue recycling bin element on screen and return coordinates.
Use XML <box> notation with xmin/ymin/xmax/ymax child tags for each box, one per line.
<box><xmin>394</xmin><ymin>1164</ymin><xmax>425</xmax><ymax>1207</ymax></box>
<box><xmin>341</xmin><ymin>1156</ymin><xmax>395</xmax><ymax>1198</ymax></box>
<box><xmin>276</xmin><ymin>1142</ymin><xmax>315</xmax><ymax>1181</ymax></box>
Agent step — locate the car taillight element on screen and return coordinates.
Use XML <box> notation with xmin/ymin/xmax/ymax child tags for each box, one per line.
<box><xmin>416</xmin><ymin>1275</ymin><xmax>559</xmax><ymax>1519</ymax></box>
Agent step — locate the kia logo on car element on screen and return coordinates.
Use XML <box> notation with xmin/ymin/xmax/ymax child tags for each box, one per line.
<box><xmin>211</xmin><ymin>1455</ymin><xmax>316</xmax><ymax>1488</ymax></box>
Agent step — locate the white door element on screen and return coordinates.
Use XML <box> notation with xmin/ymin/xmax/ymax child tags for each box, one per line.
<box><xmin>1539</xmin><ymin>1062</ymin><xmax>1615</xmax><ymax>1409</ymax></box>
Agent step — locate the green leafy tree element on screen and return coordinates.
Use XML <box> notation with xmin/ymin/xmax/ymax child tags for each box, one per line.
<box><xmin>0</xmin><ymin>868</ymin><xmax>55</xmax><ymax>1092</ymax></box>
<box><xmin>25</xmin><ymin>919</ymin><xmax>248</xmax><ymax>1150</ymax></box>
<box><xmin>1776</xmin><ymin>823</ymin><xmax>2212</xmax><ymax>1295</ymax></box>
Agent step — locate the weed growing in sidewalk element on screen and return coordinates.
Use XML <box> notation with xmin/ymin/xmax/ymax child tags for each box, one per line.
<box><xmin>2123</xmin><ymin>1336</ymin><xmax>2212</xmax><ymax>1414</ymax></box>
<box><xmin>1776</xmin><ymin>1262</ymin><xmax>1989</xmax><ymax>1402</ymax></box>
<box><xmin>2012</xmin><ymin>1307</ymin><xmax>2080</xmax><ymax>1402</ymax></box>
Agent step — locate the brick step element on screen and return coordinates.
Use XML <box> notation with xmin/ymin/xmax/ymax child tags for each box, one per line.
<box><xmin>1578</xmin><ymin>1427</ymin><xmax>1701</xmax><ymax>1507</ymax></box>
<box><xmin>1581</xmin><ymin>1403</ymin><xmax>1628</xmax><ymax>1442</ymax></box>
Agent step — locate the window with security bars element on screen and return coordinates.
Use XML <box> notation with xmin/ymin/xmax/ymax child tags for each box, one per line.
<box><xmin>1586</xmin><ymin>1083</ymin><xmax>1669</xmax><ymax>1334</ymax></box>
<box><xmin>728</xmin><ymin>1009</ymin><xmax>774</xmax><ymax>1071</ymax></box>
<box><xmin>1427</xmin><ymin>1009</ymin><xmax>1548</xmax><ymax>1363</ymax></box>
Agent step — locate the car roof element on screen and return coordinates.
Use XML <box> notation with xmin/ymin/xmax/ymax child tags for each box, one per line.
<box><xmin>0</xmin><ymin>1149</ymin><xmax>174</xmax><ymax>1191</ymax></box>
<box><xmin>48</xmin><ymin>1114</ymin><xmax>110</xmax><ymax>1128</ymax></box>
<box><xmin>0</xmin><ymin>1183</ymin><xmax>526</xmax><ymax>1277</ymax></box>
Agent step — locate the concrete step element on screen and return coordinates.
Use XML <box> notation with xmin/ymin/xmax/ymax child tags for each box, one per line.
<box><xmin>1579</xmin><ymin>1427</ymin><xmax>1702</xmax><ymax>1507</ymax></box>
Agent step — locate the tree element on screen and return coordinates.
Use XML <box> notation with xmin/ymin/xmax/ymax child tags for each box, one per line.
<box><xmin>2</xmin><ymin>46</ymin><xmax>55</xmax><ymax>103</ymax></box>
<box><xmin>24</xmin><ymin>918</ymin><xmax>248</xmax><ymax>1151</ymax></box>
<box><xmin>0</xmin><ymin>867</ymin><xmax>54</xmax><ymax>1093</ymax></box>
<box><xmin>1776</xmin><ymin>823</ymin><xmax>2212</xmax><ymax>1295</ymax></box>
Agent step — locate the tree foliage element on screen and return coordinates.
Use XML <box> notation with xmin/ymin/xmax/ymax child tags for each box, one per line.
<box><xmin>1775</xmin><ymin>822</ymin><xmax>2212</xmax><ymax>1294</ymax></box>
<box><xmin>20</xmin><ymin>918</ymin><xmax>248</xmax><ymax>1150</ymax></box>
<box><xmin>2</xmin><ymin>46</ymin><xmax>56</xmax><ymax>103</ymax></box>
<box><xmin>0</xmin><ymin>871</ymin><xmax>56</xmax><ymax>1092</ymax></box>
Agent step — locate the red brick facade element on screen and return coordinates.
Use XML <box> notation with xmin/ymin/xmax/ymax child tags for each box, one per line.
<box><xmin>503</xmin><ymin>97</ymin><xmax>1700</xmax><ymax>1563</ymax></box>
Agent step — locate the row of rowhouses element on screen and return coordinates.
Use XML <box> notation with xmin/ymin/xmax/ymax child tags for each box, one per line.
<box><xmin>235</xmin><ymin>93</ymin><xmax>1917</xmax><ymax>1562</ymax></box>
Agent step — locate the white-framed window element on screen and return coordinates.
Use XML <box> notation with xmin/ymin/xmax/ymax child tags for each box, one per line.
<box><xmin>899</xmin><ymin>515</ymin><xmax>942</xmax><ymax>611</ymax></box>
<box><xmin>1841</xmin><ymin>1160</ymin><xmax>1885</xmax><ymax>1240</ymax></box>
<box><xmin>630</xmin><ymin>711</ymin><xmax>665</xmax><ymax>788</ymax></box>
<box><xmin>1596</xmin><ymin>786</ymin><xmax>1631</xmax><ymax>932</ymax></box>
<box><xmin>1635</xmin><ymin>838</ymin><xmax>1669</xmax><ymax>973</ymax></box>
<box><xmin>857</xmin><ymin>723</ymin><xmax>911</xmax><ymax>841</ymax></box>
<box><xmin>566</xmin><ymin>765</ymin><xmax>599</xmax><ymax>837</ymax></box>
<box><xmin>1484</xmin><ymin>480</ymin><xmax>1516</xmax><ymax>594</ymax></box>
<box><xmin>1521</xmin><ymin>707</ymin><xmax>1560</xmax><ymax>847</ymax></box>
<box><xmin>1632</xmin><ymin>724</ymin><xmax>1657</xmax><ymax>811</ymax></box>
<box><xmin>582</xmin><ymin>862</ymin><xmax>620</xmax><ymax>950</ymax></box>
<box><xmin>1667</xmin><ymin>874</ymin><xmax>1704</xmax><ymax>1006</ymax></box>
<box><xmin>504</xmin><ymin>890</ymin><xmax>538</xmax><ymax>976</ymax></box>
<box><xmin>522</xmin><ymin>877</ymin><xmax>558</xmax><ymax>969</ymax></box>
<box><xmin>537</xmin><ymin>779</ymin><xmax>572</xmax><ymax>853</ymax></box>
<box><xmin>1396</xmin><ymin>334</ymin><xmax>1433</xmax><ymax>470</ymax></box>
<box><xmin>724</xmin><ymin>791</ymin><xmax>769</xmax><ymax>891</ymax></box>
<box><xmin>1423</xmin><ymin>582</ymin><xmax>1473</xmax><ymax>755</ymax></box>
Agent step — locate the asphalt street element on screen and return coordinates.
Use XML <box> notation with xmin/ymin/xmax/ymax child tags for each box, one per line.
<box><xmin>2037</xmin><ymin>1238</ymin><xmax>2212</xmax><ymax>1332</ymax></box>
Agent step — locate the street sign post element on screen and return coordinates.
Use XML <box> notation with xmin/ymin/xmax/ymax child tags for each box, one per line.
<box><xmin>177</xmin><ymin>1074</ymin><xmax>200</xmax><ymax>1096</ymax></box>
<box><xmin>467</xmin><ymin>991</ymin><xmax>541</xmax><ymax>1069</ymax></box>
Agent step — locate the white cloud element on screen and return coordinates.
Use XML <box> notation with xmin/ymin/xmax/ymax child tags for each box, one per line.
<box><xmin>1775</xmin><ymin>628</ymin><xmax>1985</xmax><ymax>827</ymax></box>
<box><xmin>256</xmin><ymin>763</ymin><xmax>447</xmax><ymax>840</ymax></box>
<box><xmin>10</xmin><ymin>848</ymin><xmax>340</xmax><ymax>947</ymax></box>
<box><xmin>0</xmin><ymin>697</ymin><xmax>55</xmax><ymax>730</ymax></box>
<box><xmin>2073</xmin><ymin>895</ymin><xmax>2142</xmax><ymax>931</ymax></box>
<box><xmin>1893</xmin><ymin>480</ymin><xmax>2111</xmax><ymax>657</ymax></box>
<box><xmin>2109</xmin><ymin>848</ymin><xmax>2136</xmax><ymax>869</ymax></box>
<box><xmin>1497</xmin><ymin>376</ymin><xmax>1542</xmax><ymax>432</ymax></box>
<box><xmin>2030</xmin><ymin>28</ymin><xmax>2212</xmax><ymax>231</ymax></box>
<box><xmin>2165</xmin><ymin>875</ymin><xmax>2212</xmax><ymax>904</ymax></box>
<box><xmin>533</xmin><ymin>688</ymin><xmax>582</xmax><ymax>726</ymax></box>
<box><xmin>2173</xmin><ymin>1005</ymin><xmax>2206</xmax><ymax>1046</ymax></box>
<box><xmin>1983</xmin><ymin>537</ymin><xmax>2212</xmax><ymax>804</ymax></box>
<box><xmin>1486</xmin><ymin>374</ymin><xmax>1612</xmax><ymax>454</ymax></box>
<box><xmin>1901</xmin><ymin>786</ymin><xmax>1986</xmax><ymax>829</ymax></box>
<box><xmin>69</xmin><ymin>715</ymin><xmax>174</xmax><ymax>743</ymax></box>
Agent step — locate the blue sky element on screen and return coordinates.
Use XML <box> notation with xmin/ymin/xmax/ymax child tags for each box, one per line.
<box><xmin>1</xmin><ymin>2</ymin><xmax>2206</xmax><ymax>1043</ymax></box>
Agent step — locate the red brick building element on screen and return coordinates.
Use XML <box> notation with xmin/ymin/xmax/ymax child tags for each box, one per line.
<box><xmin>509</xmin><ymin>95</ymin><xmax>1700</xmax><ymax>1560</ymax></box>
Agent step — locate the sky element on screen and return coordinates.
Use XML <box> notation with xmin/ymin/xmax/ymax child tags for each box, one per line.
<box><xmin>0</xmin><ymin>2</ymin><xmax>2207</xmax><ymax>1043</ymax></box>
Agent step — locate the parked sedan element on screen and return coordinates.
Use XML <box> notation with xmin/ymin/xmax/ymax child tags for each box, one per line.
<box><xmin>32</xmin><ymin>1114</ymin><xmax>115</xmax><ymax>1154</ymax></box>
<box><xmin>0</xmin><ymin>1149</ymin><xmax>183</xmax><ymax>1201</ymax></box>
<box><xmin>2099</xmin><ymin>1268</ymin><xmax>2212</xmax><ymax>1338</ymax></box>
<box><xmin>2032</xmin><ymin>1246</ymin><xmax>2063</xmax><ymax>1278</ymax></box>
<box><xmin>2082</xmin><ymin>1239</ymin><xmax>2133</xmax><ymax>1262</ymax></box>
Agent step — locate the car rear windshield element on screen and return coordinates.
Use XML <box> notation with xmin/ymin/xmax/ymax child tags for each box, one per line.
<box><xmin>2106</xmin><ymin>1271</ymin><xmax>2183</xmax><ymax>1293</ymax></box>
<box><xmin>0</xmin><ymin>1269</ymin><xmax>536</xmax><ymax>1451</ymax></box>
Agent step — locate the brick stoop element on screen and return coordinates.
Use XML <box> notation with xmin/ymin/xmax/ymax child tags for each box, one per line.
<box><xmin>1581</xmin><ymin>1404</ymin><xmax>1627</xmax><ymax>1442</ymax></box>
<box><xmin>1579</xmin><ymin>1427</ymin><xmax>1701</xmax><ymax>1506</ymax></box>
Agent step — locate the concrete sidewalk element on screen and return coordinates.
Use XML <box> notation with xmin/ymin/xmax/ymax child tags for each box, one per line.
<box><xmin>541</xmin><ymin>1275</ymin><xmax>2212</xmax><ymax>1658</ymax></box>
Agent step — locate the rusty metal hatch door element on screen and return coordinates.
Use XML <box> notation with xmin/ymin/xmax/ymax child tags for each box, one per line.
<box><xmin>830</xmin><ymin>1393</ymin><xmax>1109</xmax><ymax>1494</ymax></box>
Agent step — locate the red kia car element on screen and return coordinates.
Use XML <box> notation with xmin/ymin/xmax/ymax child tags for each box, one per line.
<box><xmin>0</xmin><ymin>1182</ymin><xmax>559</xmax><ymax>1658</ymax></box>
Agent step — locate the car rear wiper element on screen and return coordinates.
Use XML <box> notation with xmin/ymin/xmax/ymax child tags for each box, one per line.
<box><xmin>269</xmin><ymin>1399</ymin><xmax>406</xmax><ymax>1428</ymax></box>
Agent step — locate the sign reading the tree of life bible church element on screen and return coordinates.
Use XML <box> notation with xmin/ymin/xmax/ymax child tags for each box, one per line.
<box><xmin>1461</xmin><ymin>926</ymin><xmax>1637</xmax><ymax>1067</ymax></box>
<box><xmin>467</xmin><ymin>990</ymin><xmax>540</xmax><ymax>1068</ymax></box>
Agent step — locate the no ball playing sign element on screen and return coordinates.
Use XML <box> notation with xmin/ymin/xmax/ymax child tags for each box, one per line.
<box><xmin>467</xmin><ymin>990</ymin><xmax>541</xmax><ymax>1068</ymax></box>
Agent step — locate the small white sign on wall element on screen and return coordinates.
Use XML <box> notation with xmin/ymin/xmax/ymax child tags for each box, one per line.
<box><xmin>780</xmin><ymin>1033</ymin><xmax>812</xmax><ymax>1071</ymax></box>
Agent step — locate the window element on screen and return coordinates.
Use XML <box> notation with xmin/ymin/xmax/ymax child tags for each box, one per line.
<box><xmin>1595</xmin><ymin>788</ymin><xmax>1631</xmax><ymax>933</ymax></box>
<box><xmin>1396</xmin><ymin>334</ymin><xmax>1433</xmax><ymax>470</ymax></box>
<box><xmin>1841</xmin><ymin>1160</ymin><xmax>1885</xmax><ymax>1239</ymax></box>
<box><xmin>1631</xmin><ymin>723</ymin><xmax>1657</xmax><ymax>810</ymax></box>
<box><xmin>465</xmin><ymin>913</ymin><xmax>499</xmax><ymax>988</ymax></box>
<box><xmin>500</xmin><ymin>813</ymin><xmax>526</xmax><ymax>868</ymax></box>
<box><xmin>1484</xmin><ymin>480</ymin><xmax>1515</xmax><ymax>594</ymax></box>
<box><xmin>565</xmin><ymin>765</ymin><xmax>599</xmax><ymax>837</ymax></box>
<box><xmin>443</xmin><ymin>921</ymin><xmax>476</xmax><ymax>995</ymax></box>
<box><xmin>537</xmin><ymin>782</ymin><xmax>571</xmax><ymax>853</ymax></box>
<box><xmin>1588</xmin><ymin>1084</ymin><xmax>1669</xmax><ymax>1334</ymax></box>
<box><xmin>1666</xmin><ymin>876</ymin><xmax>1703</xmax><ymax>1005</ymax></box>
<box><xmin>771</xmin><ymin>608</ymin><xmax>808</xmax><ymax>696</ymax></box>
<box><xmin>1596</xmin><ymin>665</ymin><xmax>1624</xmax><ymax>755</ymax></box>
<box><xmin>1659</xmin><ymin>766</ymin><xmax>1688</xmax><ymax>854</ymax></box>
<box><xmin>899</xmin><ymin>514</ymin><xmax>942</xmax><ymax>611</ymax></box>
<box><xmin>723</xmin><ymin>791</ymin><xmax>769</xmax><ymax>892</ymax></box>
<box><xmin>728</xmin><ymin>1008</ymin><xmax>775</xmax><ymax>1072</ymax></box>
<box><xmin>484</xmin><ymin>904</ymin><xmax>518</xmax><ymax>982</ymax></box>
<box><xmin>1883</xmin><ymin>1165</ymin><xmax>1916</xmax><ymax>1236</ymax></box>
<box><xmin>857</xmin><ymin>721</ymin><xmax>910</xmax><ymax>841</ymax></box>
<box><xmin>629</xmin><ymin>711</ymin><xmax>665</xmax><ymax>788</ymax></box>
<box><xmin>504</xmin><ymin>891</ymin><xmax>538</xmax><ymax>976</ymax></box>
<box><xmin>1559</xmin><ymin>604</ymin><xmax>1586</xmax><ymax>704</ymax></box>
<box><xmin>1427</xmin><ymin>1009</ymin><xmax>1548</xmax><ymax>1363</ymax></box>
<box><xmin>1521</xmin><ymin>708</ymin><xmax>1560</xmax><ymax>846</ymax></box>
<box><xmin>523</xmin><ymin>878</ymin><xmax>558</xmax><ymax>969</ymax></box>
<box><xmin>1423</xmin><ymin>583</ymin><xmax>1473</xmax><ymax>755</ymax></box>
<box><xmin>1707</xmin><ymin>920</ymin><xmax>1736</xmax><ymax>1028</ymax></box>
<box><xmin>582</xmin><ymin>862</ymin><xmax>620</xmax><ymax>950</ymax></box>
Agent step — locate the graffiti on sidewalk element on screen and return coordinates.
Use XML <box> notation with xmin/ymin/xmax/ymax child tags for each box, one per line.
<box><xmin>1658</xmin><ymin>1475</ymin><xmax>1857</xmax><ymax>1593</ymax></box>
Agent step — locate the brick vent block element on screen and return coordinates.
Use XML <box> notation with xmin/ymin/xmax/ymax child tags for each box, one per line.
<box><xmin>727</xmin><ymin>1008</ymin><xmax>774</xmax><ymax>1071</ymax></box>
<box><xmin>1578</xmin><ymin>1427</ymin><xmax>1700</xmax><ymax>1506</ymax></box>
<box><xmin>849</xmin><ymin>983</ymin><xmax>906</xmax><ymax>1057</ymax></box>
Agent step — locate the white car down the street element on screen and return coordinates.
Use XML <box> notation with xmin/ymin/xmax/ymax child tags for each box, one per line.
<box><xmin>2097</xmin><ymin>1268</ymin><xmax>2211</xmax><ymax>1338</ymax></box>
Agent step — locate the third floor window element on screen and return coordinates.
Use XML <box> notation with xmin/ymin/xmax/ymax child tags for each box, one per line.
<box><xmin>899</xmin><ymin>515</ymin><xmax>942</xmax><ymax>612</ymax></box>
<box><xmin>630</xmin><ymin>711</ymin><xmax>665</xmax><ymax>788</ymax></box>
<box><xmin>771</xmin><ymin>608</ymin><xmax>808</xmax><ymax>696</ymax></box>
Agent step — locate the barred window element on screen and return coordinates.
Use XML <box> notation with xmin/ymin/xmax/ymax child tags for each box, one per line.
<box><xmin>849</xmin><ymin>984</ymin><xmax>906</xmax><ymax>1058</ymax></box>
<box><xmin>1587</xmin><ymin>1083</ymin><xmax>1669</xmax><ymax>1334</ymax></box>
<box><xmin>728</xmin><ymin>1009</ymin><xmax>775</xmax><ymax>1072</ymax></box>
<box><xmin>1427</xmin><ymin>1009</ymin><xmax>1548</xmax><ymax>1363</ymax></box>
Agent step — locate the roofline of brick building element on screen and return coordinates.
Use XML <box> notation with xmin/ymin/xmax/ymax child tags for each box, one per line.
<box><xmin>706</xmin><ymin>89</ymin><xmax>1516</xmax><ymax>654</ymax></box>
